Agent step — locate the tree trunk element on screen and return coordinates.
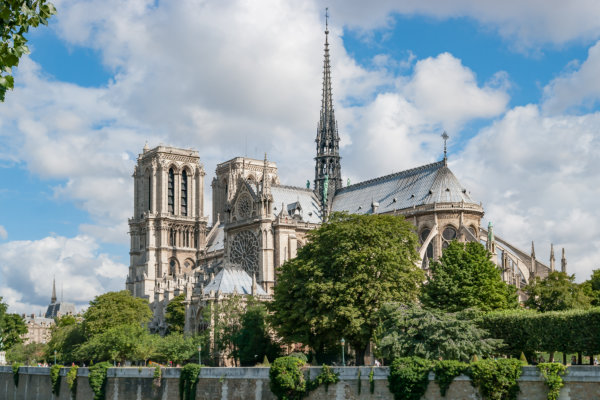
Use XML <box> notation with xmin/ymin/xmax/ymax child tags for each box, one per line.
<box><xmin>591</xmin><ymin>354</ymin><xmax>594</xmax><ymax>365</ymax></box>
<box><xmin>578</xmin><ymin>352</ymin><xmax>583</xmax><ymax>365</ymax></box>
<box><xmin>549</xmin><ymin>352</ymin><xmax>555</xmax><ymax>362</ymax></box>
<box><xmin>354</xmin><ymin>344</ymin><xmax>366</xmax><ymax>366</ymax></box>
<box><xmin>563</xmin><ymin>353</ymin><xmax>567</xmax><ymax>365</ymax></box>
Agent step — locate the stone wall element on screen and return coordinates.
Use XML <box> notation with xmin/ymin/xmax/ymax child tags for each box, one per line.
<box><xmin>2</xmin><ymin>365</ymin><xmax>600</xmax><ymax>399</ymax></box>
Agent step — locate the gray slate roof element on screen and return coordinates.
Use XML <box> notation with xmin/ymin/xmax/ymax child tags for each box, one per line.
<box><xmin>203</xmin><ymin>266</ymin><xmax>267</xmax><ymax>295</ymax></box>
<box><xmin>206</xmin><ymin>224</ymin><xmax>225</xmax><ymax>252</ymax></box>
<box><xmin>45</xmin><ymin>302</ymin><xmax>76</xmax><ymax>319</ymax></box>
<box><xmin>271</xmin><ymin>185</ymin><xmax>322</xmax><ymax>224</ymax></box>
<box><xmin>331</xmin><ymin>160</ymin><xmax>478</xmax><ymax>215</ymax></box>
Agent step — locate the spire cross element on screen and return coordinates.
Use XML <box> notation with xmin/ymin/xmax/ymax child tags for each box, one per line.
<box><xmin>441</xmin><ymin>131</ymin><xmax>449</xmax><ymax>161</ymax></box>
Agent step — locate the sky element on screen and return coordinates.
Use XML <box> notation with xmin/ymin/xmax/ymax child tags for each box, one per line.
<box><xmin>2</xmin><ymin>0</ymin><xmax>600</xmax><ymax>314</ymax></box>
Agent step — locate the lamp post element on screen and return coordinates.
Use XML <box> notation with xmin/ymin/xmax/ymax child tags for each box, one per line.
<box><xmin>198</xmin><ymin>345</ymin><xmax>202</xmax><ymax>365</ymax></box>
<box><xmin>340</xmin><ymin>338</ymin><xmax>345</xmax><ymax>366</ymax></box>
<box><xmin>54</xmin><ymin>350</ymin><xmax>57</xmax><ymax>365</ymax></box>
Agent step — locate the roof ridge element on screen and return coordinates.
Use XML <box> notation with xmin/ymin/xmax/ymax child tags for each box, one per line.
<box><xmin>338</xmin><ymin>159</ymin><xmax>445</xmax><ymax>193</ymax></box>
<box><xmin>272</xmin><ymin>184</ymin><xmax>314</xmax><ymax>192</ymax></box>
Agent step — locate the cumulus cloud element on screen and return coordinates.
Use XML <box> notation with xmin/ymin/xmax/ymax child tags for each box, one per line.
<box><xmin>542</xmin><ymin>40</ymin><xmax>600</xmax><ymax>114</ymax></box>
<box><xmin>0</xmin><ymin>225</ymin><xmax>7</xmax><ymax>240</ymax></box>
<box><xmin>0</xmin><ymin>235</ymin><xmax>127</xmax><ymax>313</ymax></box>
<box><xmin>454</xmin><ymin>105</ymin><xmax>600</xmax><ymax>282</ymax></box>
<box><xmin>330</xmin><ymin>0</ymin><xmax>600</xmax><ymax>50</ymax></box>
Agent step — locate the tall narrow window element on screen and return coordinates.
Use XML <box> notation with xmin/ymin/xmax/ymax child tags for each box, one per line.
<box><xmin>168</xmin><ymin>168</ymin><xmax>174</xmax><ymax>214</ymax></box>
<box><xmin>147</xmin><ymin>176</ymin><xmax>152</xmax><ymax>211</ymax></box>
<box><xmin>181</xmin><ymin>169</ymin><xmax>188</xmax><ymax>216</ymax></box>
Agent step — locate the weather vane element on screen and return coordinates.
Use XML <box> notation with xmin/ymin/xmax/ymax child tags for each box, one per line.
<box><xmin>441</xmin><ymin>131</ymin><xmax>449</xmax><ymax>161</ymax></box>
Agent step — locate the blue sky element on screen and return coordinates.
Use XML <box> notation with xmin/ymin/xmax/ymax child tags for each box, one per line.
<box><xmin>2</xmin><ymin>0</ymin><xmax>600</xmax><ymax>313</ymax></box>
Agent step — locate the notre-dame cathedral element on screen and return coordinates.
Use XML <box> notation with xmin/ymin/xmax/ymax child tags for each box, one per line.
<box><xmin>126</xmin><ymin>25</ymin><xmax>565</xmax><ymax>335</ymax></box>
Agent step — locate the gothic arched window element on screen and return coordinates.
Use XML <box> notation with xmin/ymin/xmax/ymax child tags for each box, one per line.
<box><xmin>442</xmin><ymin>226</ymin><xmax>457</xmax><ymax>249</ymax></box>
<box><xmin>181</xmin><ymin>169</ymin><xmax>188</xmax><ymax>216</ymax></box>
<box><xmin>148</xmin><ymin>175</ymin><xmax>152</xmax><ymax>210</ymax></box>
<box><xmin>168</xmin><ymin>168</ymin><xmax>174</xmax><ymax>214</ymax></box>
<box><xmin>169</xmin><ymin>259</ymin><xmax>178</xmax><ymax>275</ymax></box>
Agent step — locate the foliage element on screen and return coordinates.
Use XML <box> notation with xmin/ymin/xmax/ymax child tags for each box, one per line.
<box><xmin>269</xmin><ymin>356</ymin><xmax>307</xmax><ymax>400</ymax></box>
<box><xmin>179</xmin><ymin>363</ymin><xmax>202</xmax><ymax>400</ymax></box>
<box><xmin>0</xmin><ymin>313</ymin><xmax>27</xmax><ymax>350</ymax></box>
<box><xmin>77</xmin><ymin>323</ymin><xmax>146</xmax><ymax>363</ymax></box>
<box><xmin>582</xmin><ymin>269</ymin><xmax>600</xmax><ymax>306</ymax></box>
<box><xmin>11</xmin><ymin>362</ymin><xmax>22</xmax><ymax>387</ymax></box>
<box><xmin>537</xmin><ymin>363</ymin><xmax>567</xmax><ymax>400</ymax></box>
<box><xmin>88</xmin><ymin>361</ymin><xmax>111</xmax><ymax>400</ymax></box>
<box><xmin>369</xmin><ymin>367</ymin><xmax>375</xmax><ymax>394</ymax></box>
<box><xmin>519</xmin><ymin>352</ymin><xmax>528</xmax><ymax>365</ymax></box>
<box><xmin>82</xmin><ymin>291</ymin><xmax>152</xmax><ymax>338</ymax></box>
<box><xmin>66</xmin><ymin>365</ymin><xmax>78</xmax><ymax>397</ymax></box>
<box><xmin>50</xmin><ymin>364</ymin><xmax>63</xmax><ymax>395</ymax></box>
<box><xmin>420</xmin><ymin>241</ymin><xmax>519</xmax><ymax>312</ymax></box>
<box><xmin>478</xmin><ymin>308</ymin><xmax>600</xmax><ymax>358</ymax></box>
<box><xmin>388</xmin><ymin>357</ymin><xmax>432</xmax><ymax>400</ymax></box>
<box><xmin>288</xmin><ymin>352</ymin><xmax>308</xmax><ymax>363</ymax></box>
<box><xmin>134</xmin><ymin>332</ymin><xmax>159</xmax><ymax>365</ymax></box>
<box><xmin>468</xmin><ymin>358</ymin><xmax>522</xmax><ymax>400</ymax></box>
<box><xmin>166</xmin><ymin>294</ymin><xmax>186</xmax><ymax>334</ymax></box>
<box><xmin>307</xmin><ymin>364</ymin><xmax>339</xmax><ymax>393</ymax></box>
<box><xmin>155</xmin><ymin>332</ymin><xmax>200</xmax><ymax>364</ymax></box>
<box><xmin>209</xmin><ymin>294</ymin><xmax>245</xmax><ymax>362</ymax></box>
<box><xmin>433</xmin><ymin>360</ymin><xmax>469</xmax><ymax>397</ymax></box>
<box><xmin>233</xmin><ymin>302</ymin><xmax>281</xmax><ymax>366</ymax></box>
<box><xmin>270</xmin><ymin>212</ymin><xmax>423</xmax><ymax>365</ymax></box>
<box><xmin>153</xmin><ymin>366</ymin><xmax>162</xmax><ymax>389</ymax></box>
<box><xmin>378</xmin><ymin>304</ymin><xmax>500</xmax><ymax>363</ymax></box>
<box><xmin>525</xmin><ymin>272</ymin><xmax>590</xmax><ymax>312</ymax></box>
<box><xmin>46</xmin><ymin>319</ymin><xmax>85</xmax><ymax>364</ymax></box>
<box><xmin>6</xmin><ymin>341</ymin><xmax>47</xmax><ymax>364</ymax></box>
<box><xmin>0</xmin><ymin>0</ymin><xmax>56</xmax><ymax>101</ymax></box>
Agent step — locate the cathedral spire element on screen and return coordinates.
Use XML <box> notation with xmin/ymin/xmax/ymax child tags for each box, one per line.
<box><xmin>561</xmin><ymin>248</ymin><xmax>567</xmax><ymax>273</ymax></box>
<box><xmin>51</xmin><ymin>276</ymin><xmax>57</xmax><ymax>304</ymax></box>
<box><xmin>314</xmin><ymin>8</ymin><xmax>342</xmax><ymax>217</ymax></box>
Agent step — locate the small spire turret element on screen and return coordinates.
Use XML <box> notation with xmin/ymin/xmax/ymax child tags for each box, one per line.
<box><xmin>550</xmin><ymin>243</ymin><xmax>555</xmax><ymax>272</ymax></box>
<box><xmin>51</xmin><ymin>277</ymin><xmax>57</xmax><ymax>304</ymax></box>
<box><xmin>561</xmin><ymin>248</ymin><xmax>567</xmax><ymax>273</ymax></box>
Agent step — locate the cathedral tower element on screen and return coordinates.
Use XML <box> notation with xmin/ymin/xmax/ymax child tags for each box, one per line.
<box><xmin>126</xmin><ymin>145</ymin><xmax>208</xmax><ymax>303</ymax></box>
<box><xmin>314</xmin><ymin>15</ymin><xmax>342</xmax><ymax>216</ymax></box>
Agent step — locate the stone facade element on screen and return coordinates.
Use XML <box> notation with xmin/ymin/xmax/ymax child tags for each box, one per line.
<box><xmin>21</xmin><ymin>315</ymin><xmax>54</xmax><ymax>345</ymax></box>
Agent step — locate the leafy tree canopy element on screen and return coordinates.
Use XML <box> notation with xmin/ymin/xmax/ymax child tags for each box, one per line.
<box><xmin>76</xmin><ymin>323</ymin><xmax>147</xmax><ymax>364</ymax></box>
<box><xmin>377</xmin><ymin>303</ymin><xmax>501</xmax><ymax>363</ymax></box>
<box><xmin>82</xmin><ymin>291</ymin><xmax>152</xmax><ymax>338</ymax></box>
<box><xmin>6</xmin><ymin>342</ymin><xmax>47</xmax><ymax>365</ymax></box>
<box><xmin>233</xmin><ymin>302</ymin><xmax>281</xmax><ymax>366</ymax></box>
<box><xmin>270</xmin><ymin>212</ymin><xmax>424</xmax><ymax>365</ymax></box>
<box><xmin>154</xmin><ymin>332</ymin><xmax>201</xmax><ymax>365</ymax></box>
<box><xmin>420</xmin><ymin>241</ymin><xmax>519</xmax><ymax>312</ymax></box>
<box><xmin>525</xmin><ymin>271</ymin><xmax>590</xmax><ymax>312</ymax></box>
<box><xmin>46</xmin><ymin>320</ymin><xmax>85</xmax><ymax>364</ymax></box>
<box><xmin>0</xmin><ymin>312</ymin><xmax>27</xmax><ymax>350</ymax></box>
<box><xmin>165</xmin><ymin>293</ymin><xmax>186</xmax><ymax>334</ymax></box>
<box><xmin>581</xmin><ymin>269</ymin><xmax>600</xmax><ymax>307</ymax></box>
<box><xmin>0</xmin><ymin>0</ymin><xmax>57</xmax><ymax>101</ymax></box>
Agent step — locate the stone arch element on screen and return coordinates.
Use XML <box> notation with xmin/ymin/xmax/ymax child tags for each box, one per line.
<box><xmin>168</xmin><ymin>258</ymin><xmax>180</xmax><ymax>276</ymax></box>
<box><xmin>441</xmin><ymin>224</ymin><xmax>458</xmax><ymax>249</ymax></box>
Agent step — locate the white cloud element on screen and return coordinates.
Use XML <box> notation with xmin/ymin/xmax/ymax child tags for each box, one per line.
<box><xmin>0</xmin><ymin>235</ymin><xmax>127</xmax><ymax>314</ymax></box>
<box><xmin>330</xmin><ymin>0</ymin><xmax>600</xmax><ymax>49</ymax></box>
<box><xmin>542</xmin><ymin>40</ymin><xmax>600</xmax><ymax>114</ymax></box>
<box><xmin>0</xmin><ymin>225</ymin><xmax>7</xmax><ymax>240</ymax></box>
<box><xmin>454</xmin><ymin>105</ymin><xmax>600</xmax><ymax>282</ymax></box>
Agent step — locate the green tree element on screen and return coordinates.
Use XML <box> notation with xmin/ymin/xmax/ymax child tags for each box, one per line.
<box><xmin>0</xmin><ymin>313</ymin><xmax>27</xmax><ymax>350</ymax></box>
<box><xmin>46</xmin><ymin>316</ymin><xmax>85</xmax><ymax>364</ymax></box>
<box><xmin>82</xmin><ymin>291</ymin><xmax>152</xmax><ymax>337</ymax></box>
<box><xmin>209</xmin><ymin>294</ymin><xmax>246</xmax><ymax>362</ymax></box>
<box><xmin>524</xmin><ymin>271</ymin><xmax>590</xmax><ymax>312</ymax></box>
<box><xmin>154</xmin><ymin>333</ymin><xmax>200</xmax><ymax>365</ymax></box>
<box><xmin>581</xmin><ymin>269</ymin><xmax>600</xmax><ymax>306</ymax></box>
<box><xmin>270</xmin><ymin>212</ymin><xmax>424</xmax><ymax>365</ymax></box>
<box><xmin>420</xmin><ymin>241</ymin><xmax>519</xmax><ymax>312</ymax></box>
<box><xmin>77</xmin><ymin>323</ymin><xmax>147</xmax><ymax>364</ymax></box>
<box><xmin>0</xmin><ymin>0</ymin><xmax>57</xmax><ymax>101</ymax></box>
<box><xmin>165</xmin><ymin>294</ymin><xmax>186</xmax><ymax>334</ymax></box>
<box><xmin>377</xmin><ymin>303</ymin><xmax>500</xmax><ymax>363</ymax></box>
<box><xmin>233</xmin><ymin>302</ymin><xmax>281</xmax><ymax>366</ymax></box>
<box><xmin>6</xmin><ymin>342</ymin><xmax>47</xmax><ymax>365</ymax></box>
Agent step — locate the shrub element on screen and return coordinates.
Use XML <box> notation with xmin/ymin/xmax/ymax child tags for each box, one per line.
<box><xmin>519</xmin><ymin>352</ymin><xmax>528</xmax><ymax>365</ymax></box>
<box><xmin>388</xmin><ymin>357</ymin><xmax>432</xmax><ymax>400</ymax></box>
<box><xmin>88</xmin><ymin>361</ymin><xmax>111</xmax><ymax>400</ymax></box>
<box><xmin>179</xmin><ymin>363</ymin><xmax>202</xmax><ymax>400</ymax></box>
<box><xmin>153</xmin><ymin>366</ymin><xmax>162</xmax><ymax>389</ymax></box>
<box><xmin>537</xmin><ymin>363</ymin><xmax>568</xmax><ymax>400</ymax></box>
<box><xmin>269</xmin><ymin>356</ymin><xmax>306</xmax><ymax>400</ymax></box>
<box><xmin>468</xmin><ymin>358</ymin><xmax>522</xmax><ymax>400</ymax></box>
<box><xmin>12</xmin><ymin>363</ymin><xmax>23</xmax><ymax>387</ymax></box>
<box><xmin>307</xmin><ymin>364</ymin><xmax>339</xmax><ymax>393</ymax></box>
<box><xmin>50</xmin><ymin>364</ymin><xmax>63</xmax><ymax>395</ymax></box>
<box><xmin>66</xmin><ymin>365</ymin><xmax>78</xmax><ymax>398</ymax></box>
<box><xmin>288</xmin><ymin>352</ymin><xmax>308</xmax><ymax>363</ymax></box>
<box><xmin>369</xmin><ymin>367</ymin><xmax>375</xmax><ymax>394</ymax></box>
<box><xmin>433</xmin><ymin>360</ymin><xmax>469</xmax><ymax>397</ymax></box>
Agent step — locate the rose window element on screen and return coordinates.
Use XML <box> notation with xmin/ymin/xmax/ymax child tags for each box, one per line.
<box><xmin>230</xmin><ymin>230</ymin><xmax>259</xmax><ymax>275</ymax></box>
